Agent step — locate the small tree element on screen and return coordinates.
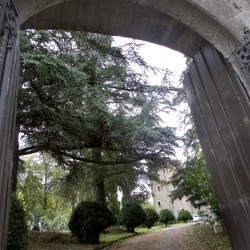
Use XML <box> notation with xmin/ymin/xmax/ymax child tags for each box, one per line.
<box><xmin>68</xmin><ymin>201</ymin><xmax>115</xmax><ymax>244</ymax></box>
<box><xmin>119</xmin><ymin>203</ymin><xmax>146</xmax><ymax>232</ymax></box>
<box><xmin>177</xmin><ymin>210</ymin><xmax>192</xmax><ymax>223</ymax></box>
<box><xmin>159</xmin><ymin>209</ymin><xmax>175</xmax><ymax>226</ymax></box>
<box><xmin>144</xmin><ymin>208</ymin><xmax>159</xmax><ymax>229</ymax></box>
<box><xmin>8</xmin><ymin>193</ymin><xmax>28</xmax><ymax>250</ymax></box>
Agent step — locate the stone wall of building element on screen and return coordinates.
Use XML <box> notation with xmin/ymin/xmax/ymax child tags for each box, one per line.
<box><xmin>151</xmin><ymin>167</ymin><xmax>198</xmax><ymax>218</ymax></box>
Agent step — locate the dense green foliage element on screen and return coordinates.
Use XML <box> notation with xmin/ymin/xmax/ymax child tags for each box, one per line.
<box><xmin>143</xmin><ymin>208</ymin><xmax>159</xmax><ymax>229</ymax></box>
<box><xmin>159</xmin><ymin>209</ymin><xmax>175</xmax><ymax>226</ymax></box>
<box><xmin>119</xmin><ymin>203</ymin><xmax>146</xmax><ymax>232</ymax></box>
<box><xmin>7</xmin><ymin>193</ymin><xmax>28</xmax><ymax>250</ymax></box>
<box><xmin>19</xmin><ymin>30</ymin><xmax>177</xmax><ymax>165</ymax></box>
<box><xmin>170</xmin><ymin>151</ymin><xmax>218</xmax><ymax>209</ymax></box>
<box><xmin>17</xmin><ymin>156</ymin><xmax>73</xmax><ymax>226</ymax></box>
<box><xmin>17</xmin><ymin>30</ymin><xmax>179</xmax><ymax>205</ymax></box>
<box><xmin>68</xmin><ymin>201</ymin><xmax>115</xmax><ymax>243</ymax></box>
<box><xmin>177</xmin><ymin>210</ymin><xmax>192</xmax><ymax>223</ymax></box>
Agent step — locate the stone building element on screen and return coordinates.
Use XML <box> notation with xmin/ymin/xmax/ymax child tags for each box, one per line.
<box><xmin>151</xmin><ymin>167</ymin><xmax>198</xmax><ymax>218</ymax></box>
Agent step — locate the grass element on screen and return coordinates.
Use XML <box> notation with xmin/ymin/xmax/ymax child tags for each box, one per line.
<box><xmin>27</xmin><ymin>225</ymin><xmax>166</xmax><ymax>249</ymax></box>
<box><xmin>28</xmin><ymin>230</ymin><xmax>136</xmax><ymax>250</ymax></box>
<box><xmin>135</xmin><ymin>225</ymin><xmax>165</xmax><ymax>234</ymax></box>
<box><xmin>100</xmin><ymin>232</ymin><xmax>134</xmax><ymax>242</ymax></box>
<box><xmin>29</xmin><ymin>222</ymin><xmax>229</xmax><ymax>250</ymax></box>
<box><xmin>28</xmin><ymin>231</ymin><xmax>93</xmax><ymax>250</ymax></box>
<box><xmin>192</xmin><ymin>223</ymin><xmax>232</xmax><ymax>250</ymax></box>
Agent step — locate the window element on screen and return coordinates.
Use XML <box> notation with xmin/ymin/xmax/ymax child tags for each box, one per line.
<box><xmin>157</xmin><ymin>185</ymin><xmax>161</xmax><ymax>191</ymax></box>
<box><xmin>157</xmin><ymin>201</ymin><xmax>161</xmax><ymax>207</ymax></box>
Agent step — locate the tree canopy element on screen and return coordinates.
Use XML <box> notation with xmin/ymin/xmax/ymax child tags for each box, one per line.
<box><xmin>170</xmin><ymin>149</ymin><xmax>218</xmax><ymax>209</ymax></box>
<box><xmin>16</xmin><ymin>30</ymin><xmax>180</xmax><ymax>204</ymax></box>
<box><xmin>18</xmin><ymin>30</ymin><xmax>178</xmax><ymax>165</ymax></box>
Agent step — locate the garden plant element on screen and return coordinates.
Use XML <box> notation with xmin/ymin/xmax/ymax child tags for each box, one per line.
<box><xmin>159</xmin><ymin>209</ymin><xmax>175</xmax><ymax>226</ymax></box>
<box><xmin>68</xmin><ymin>201</ymin><xmax>116</xmax><ymax>244</ymax></box>
<box><xmin>143</xmin><ymin>208</ymin><xmax>159</xmax><ymax>229</ymax></box>
<box><xmin>119</xmin><ymin>203</ymin><xmax>146</xmax><ymax>232</ymax></box>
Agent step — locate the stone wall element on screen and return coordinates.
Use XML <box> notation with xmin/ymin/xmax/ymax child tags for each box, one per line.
<box><xmin>151</xmin><ymin>167</ymin><xmax>198</xmax><ymax>218</ymax></box>
<box><xmin>13</xmin><ymin>0</ymin><xmax>250</xmax><ymax>59</ymax></box>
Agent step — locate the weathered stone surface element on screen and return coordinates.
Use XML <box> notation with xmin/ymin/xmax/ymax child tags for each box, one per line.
<box><xmin>13</xmin><ymin>0</ymin><xmax>249</xmax><ymax>59</ymax></box>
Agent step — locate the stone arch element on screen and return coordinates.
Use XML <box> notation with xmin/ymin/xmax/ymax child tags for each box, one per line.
<box><xmin>14</xmin><ymin>0</ymin><xmax>248</xmax><ymax>60</ymax></box>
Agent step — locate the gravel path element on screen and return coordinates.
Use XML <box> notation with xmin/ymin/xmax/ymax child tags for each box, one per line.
<box><xmin>104</xmin><ymin>223</ymin><xmax>209</xmax><ymax>250</ymax></box>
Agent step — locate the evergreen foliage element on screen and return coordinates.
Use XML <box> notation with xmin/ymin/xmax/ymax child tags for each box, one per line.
<box><xmin>17</xmin><ymin>30</ymin><xmax>179</xmax><ymax>205</ymax></box>
<box><xmin>177</xmin><ymin>210</ymin><xmax>192</xmax><ymax>223</ymax></box>
<box><xmin>143</xmin><ymin>208</ymin><xmax>159</xmax><ymax>229</ymax></box>
<box><xmin>119</xmin><ymin>202</ymin><xmax>146</xmax><ymax>232</ymax></box>
<box><xmin>68</xmin><ymin>201</ymin><xmax>115</xmax><ymax>243</ymax></box>
<box><xmin>159</xmin><ymin>209</ymin><xmax>175</xmax><ymax>226</ymax></box>
<box><xmin>7</xmin><ymin>193</ymin><xmax>28</xmax><ymax>250</ymax></box>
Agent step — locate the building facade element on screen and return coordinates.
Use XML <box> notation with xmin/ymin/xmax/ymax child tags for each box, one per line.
<box><xmin>151</xmin><ymin>167</ymin><xmax>198</xmax><ymax>218</ymax></box>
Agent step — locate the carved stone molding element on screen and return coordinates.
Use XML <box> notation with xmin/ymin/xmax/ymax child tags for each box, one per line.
<box><xmin>236</xmin><ymin>27</ymin><xmax>250</xmax><ymax>82</ymax></box>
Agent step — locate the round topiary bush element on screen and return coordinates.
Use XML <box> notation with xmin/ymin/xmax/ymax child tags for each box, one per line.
<box><xmin>143</xmin><ymin>208</ymin><xmax>159</xmax><ymax>229</ymax></box>
<box><xmin>177</xmin><ymin>210</ymin><xmax>193</xmax><ymax>223</ymax></box>
<box><xmin>119</xmin><ymin>202</ymin><xmax>146</xmax><ymax>232</ymax></box>
<box><xmin>7</xmin><ymin>193</ymin><xmax>28</xmax><ymax>250</ymax></box>
<box><xmin>68</xmin><ymin>201</ymin><xmax>116</xmax><ymax>244</ymax></box>
<box><xmin>159</xmin><ymin>209</ymin><xmax>175</xmax><ymax>226</ymax></box>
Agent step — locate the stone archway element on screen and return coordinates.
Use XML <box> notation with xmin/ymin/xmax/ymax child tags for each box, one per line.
<box><xmin>15</xmin><ymin>0</ymin><xmax>248</xmax><ymax>60</ymax></box>
<box><xmin>0</xmin><ymin>0</ymin><xmax>250</xmax><ymax>249</ymax></box>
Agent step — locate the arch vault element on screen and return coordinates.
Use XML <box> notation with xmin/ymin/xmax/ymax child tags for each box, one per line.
<box><xmin>0</xmin><ymin>0</ymin><xmax>250</xmax><ymax>249</ymax></box>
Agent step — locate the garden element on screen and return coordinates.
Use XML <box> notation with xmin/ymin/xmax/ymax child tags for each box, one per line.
<box><xmin>7</xmin><ymin>29</ymin><xmax>231</xmax><ymax>250</ymax></box>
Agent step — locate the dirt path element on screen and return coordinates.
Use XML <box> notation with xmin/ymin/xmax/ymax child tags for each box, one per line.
<box><xmin>104</xmin><ymin>223</ymin><xmax>209</xmax><ymax>250</ymax></box>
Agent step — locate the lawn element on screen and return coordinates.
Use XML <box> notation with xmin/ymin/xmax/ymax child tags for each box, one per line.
<box><xmin>27</xmin><ymin>225</ymin><xmax>166</xmax><ymax>249</ymax></box>
<box><xmin>192</xmin><ymin>223</ymin><xmax>232</xmax><ymax>250</ymax></box>
<box><xmin>135</xmin><ymin>225</ymin><xmax>166</xmax><ymax>234</ymax></box>
<box><xmin>28</xmin><ymin>222</ymin><xmax>231</xmax><ymax>250</ymax></box>
<box><xmin>28</xmin><ymin>230</ymin><xmax>135</xmax><ymax>250</ymax></box>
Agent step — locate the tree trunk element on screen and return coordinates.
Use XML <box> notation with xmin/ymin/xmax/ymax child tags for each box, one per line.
<box><xmin>121</xmin><ymin>186</ymin><xmax>132</xmax><ymax>205</ymax></box>
<box><xmin>43</xmin><ymin>164</ymin><xmax>48</xmax><ymax>210</ymax></box>
<box><xmin>71</xmin><ymin>191</ymin><xmax>78</xmax><ymax>212</ymax></box>
<box><xmin>92</xmin><ymin>148</ymin><xmax>106</xmax><ymax>203</ymax></box>
<box><xmin>94</xmin><ymin>177</ymin><xmax>106</xmax><ymax>203</ymax></box>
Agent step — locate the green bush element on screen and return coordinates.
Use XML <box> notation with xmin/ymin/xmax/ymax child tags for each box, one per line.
<box><xmin>159</xmin><ymin>209</ymin><xmax>175</xmax><ymax>226</ymax></box>
<box><xmin>68</xmin><ymin>201</ymin><xmax>116</xmax><ymax>244</ymax></box>
<box><xmin>119</xmin><ymin>203</ymin><xmax>146</xmax><ymax>232</ymax></box>
<box><xmin>178</xmin><ymin>210</ymin><xmax>192</xmax><ymax>223</ymax></box>
<box><xmin>143</xmin><ymin>208</ymin><xmax>159</xmax><ymax>229</ymax></box>
<box><xmin>7</xmin><ymin>193</ymin><xmax>28</xmax><ymax>250</ymax></box>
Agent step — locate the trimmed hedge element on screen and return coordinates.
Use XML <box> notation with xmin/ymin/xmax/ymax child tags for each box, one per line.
<box><xmin>178</xmin><ymin>210</ymin><xmax>192</xmax><ymax>223</ymax></box>
<box><xmin>119</xmin><ymin>203</ymin><xmax>146</xmax><ymax>232</ymax></box>
<box><xmin>144</xmin><ymin>208</ymin><xmax>159</xmax><ymax>229</ymax></box>
<box><xmin>68</xmin><ymin>201</ymin><xmax>115</xmax><ymax>244</ymax></box>
<box><xmin>159</xmin><ymin>209</ymin><xmax>175</xmax><ymax>226</ymax></box>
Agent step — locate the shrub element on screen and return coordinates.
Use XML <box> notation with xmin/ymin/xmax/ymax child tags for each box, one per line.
<box><xmin>143</xmin><ymin>208</ymin><xmax>159</xmax><ymax>229</ymax></box>
<box><xmin>159</xmin><ymin>209</ymin><xmax>175</xmax><ymax>226</ymax></box>
<box><xmin>178</xmin><ymin>210</ymin><xmax>193</xmax><ymax>223</ymax></box>
<box><xmin>119</xmin><ymin>202</ymin><xmax>146</xmax><ymax>232</ymax></box>
<box><xmin>68</xmin><ymin>201</ymin><xmax>116</xmax><ymax>244</ymax></box>
<box><xmin>7</xmin><ymin>193</ymin><xmax>28</xmax><ymax>250</ymax></box>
